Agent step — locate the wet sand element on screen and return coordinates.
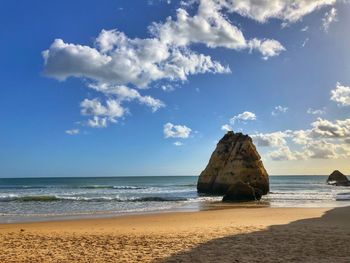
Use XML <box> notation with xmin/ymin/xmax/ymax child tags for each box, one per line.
<box><xmin>1</xmin><ymin>207</ymin><xmax>350</xmax><ymax>262</ymax></box>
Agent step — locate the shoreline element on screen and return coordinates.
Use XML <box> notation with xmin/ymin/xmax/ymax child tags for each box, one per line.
<box><xmin>1</xmin><ymin>206</ymin><xmax>350</xmax><ymax>262</ymax></box>
<box><xmin>0</xmin><ymin>201</ymin><xmax>271</xmax><ymax>224</ymax></box>
<box><xmin>1</xmin><ymin>198</ymin><xmax>349</xmax><ymax>224</ymax></box>
<box><xmin>0</xmin><ymin>206</ymin><xmax>330</xmax><ymax>230</ymax></box>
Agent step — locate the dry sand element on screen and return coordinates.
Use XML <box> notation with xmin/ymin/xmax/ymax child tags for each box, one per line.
<box><xmin>0</xmin><ymin>206</ymin><xmax>350</xmax><ymax>262</ymax></box>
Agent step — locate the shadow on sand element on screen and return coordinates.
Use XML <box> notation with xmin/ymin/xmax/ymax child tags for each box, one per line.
<box><xmin>160</xmin><ymin>206</ymin><xmax>350</xmax><ymax>263</ymax></box>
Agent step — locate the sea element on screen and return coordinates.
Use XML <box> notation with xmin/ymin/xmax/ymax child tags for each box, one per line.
<box><xmin>1</xmin><ymin>176</ymin><xmax>350</xmax><ymax>223</ymax></box>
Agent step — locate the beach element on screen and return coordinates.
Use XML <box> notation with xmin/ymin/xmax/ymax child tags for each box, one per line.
<box><xmin>1</xmin><ymin>206</ymin><xmax>350</xmax><ymax>262</ymax></box>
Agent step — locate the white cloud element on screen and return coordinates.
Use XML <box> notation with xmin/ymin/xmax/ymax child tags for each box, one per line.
<box><xmin>213</xmin><ymin>0</ymin><xmax>336</xmax><ymax>24</ymax></box>
<box><xmin>44</xmin><ymin>0</ymin><xmax>341</xmax><ymax>129</ymax></box>
<box><xmin>310</xmin><ymin>118</ymin><xmax>350</xmax><ymax>138</ymax></box>
<box><xmin>43</xmin><ymin>36</ymin><xmax>228</xmax><ymax>89</ymax></box>
<box><xmin>230</xmin><ymin>111</ymin><xmax>257</xmax><ymax>124</ymax></box>
<box><xmin>86</xmin><ymin>116</ymin><xmax>108</xmax><ymax>128</ymax></box>
<box><xmin>301</xmin><ymin>26</ymin><xmax>309</xmax><ymax>32</ymax></box>
<box><xmin>255</xmin><ymin>117</ymin><xmax>350</xmax><ymax>161</ymax></box>
<box><xmin>305</xmin><ymin>141</ymin><xmax>333</xmax><ymax>159</ymax></box>
<box><xmin>271</xmin><ymin>105</ymin><xmax>288</xmax><ymax>116</ymax></box>
<box><xmin>269</xmin><ymin>146</ymin><xmax>300</xmax><ymax>161</ymax></box>
<box><xmin>330</xmin><ymin>82</ymin><xmax>350</xmax><ymax>106</ymax></box>
<box><xmin>221</xmin><ymin>124</ymin><xmax>233</xmax><ymax>131</ymax></box>
<box><xmin>173</xmin><ymin>141</ymin><xmax>184</xmax><ymax>146</ymax></box>
<box><xmin>247</xmin><ymin>38</ymin><xmax>285</xmax><ymax>60</ymax></box>
<box><xmin>322</xmin><ymin>7</ymin><xmax>337</xmax><ymax>32</ymax></box>
<box><xmin>80</xmin><ymin>98</ymin><xmax>125</xmax><ymax>127</ymax></box>
<box><xmin>65</xmin><ymin>129</ymin><xmax>80</xmax><ymax>135</ymax></box>
<box><xmin>43</xmin><ymin>0</ymin><xmax>287</xmax><ymax>89</ymax></box>
<box><xmin>164</xmin><ymin>122</ymin><xmax>192</xmax><ymax>138</ymax></box>
<box><xmin>252</xmin><ymin>131</ymin><xmax>289</xmax><ymax>147</ymax></box>
<box><xmin>88</xmin><ymin>83</ymin><xmax>165</xmax><ymax>112</ymax></box>
<box><xmin>150</xmin><ymin>2</ymin><xmax>285</xmax><ymax>59</ymax></box>
<box><xmin>291</xmin><ymin>129</ymin><xmax>311</xmax><ymax>145</ymax></box>
<box><xmin>307</xmin><ymin>108</ymin><xmax>325</xmax><ymax>115</ymax></box>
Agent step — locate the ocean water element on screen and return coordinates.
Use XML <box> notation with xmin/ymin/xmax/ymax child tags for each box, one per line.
<box><xmin>0</xmin><ymin>176</ymin><xmax>350</xmax><ymax>223</ymax></box>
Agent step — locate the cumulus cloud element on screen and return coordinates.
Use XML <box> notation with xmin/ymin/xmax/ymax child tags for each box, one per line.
<box><xmin>45</xmin><ymin>0</ymin><xmax>281</xmax><ymax>128</ymax></box>
<box><xmin>255</xmin><ymin>117</ymin><xmax>350</xmax><ymax>161</ymax></box>
<box><xmin>65</xmin><ymin>129</ymin><xmax>80</xmax><ymax>135</ymax></box>
<box><xmin>322</xmin><ymin>7</ymin><xmax>337</xmax><ymax>32</ymax></box>
<box><xmin>164</xmin><ymin>123</ymin><xmax>192</xmax><ymax>138</ymax></box>
<box><xmin>230</xmin><ymin>111</ymin><xmax>256</xmax><ymax>124</ymax></box>
<box><xmin>151</xmin><ymin>3</ymin><xmax>285</xmax><ymax>59</ymax></box>
<box><xmin>212</xmin><ymin>0</ymin><xmax>336</xmax><ymax>24</ymax></box>
<box><xmin>330</xmin><ymin>82</ymin><xmax>350</xmax><ymax>106</ymax></box>
<box><xmin>252</xmin><ymin>131</ymin><xmax>289</xmax><ymax>147</ymax></box>
<box><xmin>43</xmin><ymin>0</ymin><xmax>287</xmax><ymax>89</ymax></box>
<box><xmin>80</xmin><ymin>98</ymin><xmax>125</xmax><ymax>127</ymax></box>
<box><xmin>88</xmin><ymin>83</ymin><xmax>165</xmax><ymax>112</ymax></box>
<box><xmin>310</xmin><ymin>118</ymin><xmax>350</xmax><ymax>138</ymax></box>
<box><xmin>43</xmin><ymin>0</ymin><xmax>339</xmax><ymax>128</ymax></box>
<box><xmin>43</xmin><ymin>36</ymin><xmax>228</xmax><ymax>88</ymax></box>
<box><xmin>247</xmin><ymin>38</ymin><xmax>285</xmax><ymax>60</ymax></box>
<box><xmin>269</xmin><ymin>146</ymin><xmax>300</xmax><ymax>161</ymax></box>
<box><xmin>271</xmin><ymin>105</ymin><xmax>288</xmax><ymax>116</ymax></box>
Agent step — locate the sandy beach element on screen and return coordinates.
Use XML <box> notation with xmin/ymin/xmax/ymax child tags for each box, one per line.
<box><xmin>0</xmin><ymin>206</ymin><xmax>349</xmax><ymax>262</ymax></box>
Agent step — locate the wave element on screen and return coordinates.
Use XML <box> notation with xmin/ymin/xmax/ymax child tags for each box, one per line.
<box><xmin>0</xmin><ymin>195</ymin><xmax>188</xmax><ymax>203</ymax></box>
<box><xmin>336</xmin><ymin>193</ymin><xmax>350</xmax><ymax>201</ymax></box>
<box><xmin>0</xmin><ymin>195</ymin><xmax>60</xmax><ymax>202</ymax></box>
<box><xmin>77</xmin><ymin>185</ymin><xmax>146</xmax><ymax>190</ymax></box>
<box><xmin>0</xmin><ymin>185</ymin><xmax>147</xmax><ymax>190</ymax></box>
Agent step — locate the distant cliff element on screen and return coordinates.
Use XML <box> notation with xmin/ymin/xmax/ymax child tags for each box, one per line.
<box><xmin>197</xmin><ymin>131</ymin><xmax>269</xmax><ymax>201</ymax></box>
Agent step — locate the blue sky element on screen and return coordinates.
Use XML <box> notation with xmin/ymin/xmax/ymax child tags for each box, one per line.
<box><xmin>1</xmin><ymin>0</ymin><xmax>350</xmax><ymax>177</ymax></box>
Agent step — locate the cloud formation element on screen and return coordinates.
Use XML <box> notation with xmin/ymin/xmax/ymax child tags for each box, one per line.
<box><xmin>253</xmin><ymin>117</ymin><xmax>350</xmax><ymax>161</ymax></box>
<box><xmin>252</xmin><ymin>131</ymin><xmax>288</xmax><ymax>147</ymax></box>
<box><xmin>322</xmin><ymin>7</ymin><xmax>338</xmax><ymax>32</ymax></box>
<box><xmin>230</xmin><ymin>111</ymin><xmax>257</xmax><ymax>124</ymax></box>
<box><xmin>209</xmin><ymin>0</ymin><xmax>336</xmax><ymax>23</ymax></box>
<box><xmin>271</xmin><ymin>105</ymin><xmax>288</xmax><ymax>116</ymax></box>
<box><xmin>221</xmin><ymin>124</ymin><xmax>233</xmax><ymax>131</ymax></box>
<box><xmin>164</xmin><ymin>123</ymin><xmax>192</xmax><ymax>138</ymax></box>
<box><xmin>43</xmin><ymin>0</ymin><xmax>340</xmax><ymax>129</ymax></box>
<box><xmin>80</xmin><ymin>98</ymin><xmax>125</xmax><ymax>128</ymax></box>
<box><xmin>330</xmin><ymin>82</ymin><xmax>350</xmax><ymax>106</ymax></box>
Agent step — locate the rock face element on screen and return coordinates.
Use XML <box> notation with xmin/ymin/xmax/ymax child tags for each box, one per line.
<box><xmin>197</xmin><ymin>131</ymin><xmax>269</xmax><ymax>201</ymax></box>
<box><xmin>327</xmin><ymin>170</ymin><xmax>350</xmax><ymax>186</ymax></box>
<box><xmin>222</xmin><ymin>181</ymin><xmax>259</xmax><ymax>202</ymax></box>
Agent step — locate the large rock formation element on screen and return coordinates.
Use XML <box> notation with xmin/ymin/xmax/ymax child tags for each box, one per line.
<box><xmin>197</xmin><ymin>131</ymin><xmax>269</xmax><ymax>201</ymax></box>
<box><xmin>327</xmin><ymin>170</ymin><xmax>350</xmax><ymax>186</ymax></box>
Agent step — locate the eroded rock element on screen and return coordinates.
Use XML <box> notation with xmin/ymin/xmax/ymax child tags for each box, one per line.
<box><xmin>197</xmin><ymin>131</ymin><xmax>269</xmax><ymax>200</ymax></box>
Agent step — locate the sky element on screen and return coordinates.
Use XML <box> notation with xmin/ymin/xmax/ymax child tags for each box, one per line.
<box><xmin>0</xmin><ymin>0</ymin><xmax>350</xmax><ymax>177</ymax></box>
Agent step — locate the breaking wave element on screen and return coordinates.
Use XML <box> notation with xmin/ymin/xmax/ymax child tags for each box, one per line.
<box><xmin>0</xmin><ymin>195</ymin><xmax>188</xmax><ymax>203</ymax></box>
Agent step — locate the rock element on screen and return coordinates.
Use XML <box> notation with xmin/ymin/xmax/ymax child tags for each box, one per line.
<box><xmin>222</xmin><ymin>181</ymin><xmax>258</xmax><ymax>202</ymax></box>
<box><xmin>197</xmin><ymin>131</ymin><xmax>269</xmax><ymax>199</ymax></box>
<box><xmin>327</xmin><ymin>170</ymin><xmax>350</xmax><ymax>186</ymax></box>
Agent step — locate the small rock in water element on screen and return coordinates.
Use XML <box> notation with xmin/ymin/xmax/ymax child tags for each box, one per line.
<box><xmin>327</xmin><ymin>170</ymin><xmax>350</xmax><ymax>186</ymax></box>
